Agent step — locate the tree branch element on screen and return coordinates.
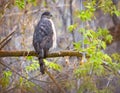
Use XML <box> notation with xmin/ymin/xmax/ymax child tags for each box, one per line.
<box><xmin>0</xmin><ymin>25</ymin><xmax>17</xmax><ymax>49</ymax></box>
<box><xmin>45</xmin><ymin>69</ymin><xmax>65</xmax><ymax>93</ymax></box>
<box><xmin>0</xmin><ymin>26</ymin><xmax>17</xmax><ymax>45</ymax></box>
<box><xmin>0</xmin><ymin>50</ymin><xmax>85</xmax><ymax>58</ymax></box>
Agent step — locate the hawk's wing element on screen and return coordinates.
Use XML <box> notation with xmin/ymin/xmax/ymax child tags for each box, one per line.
<box><xmin>33</xmin><ymin>18</ymin><xmax>53</xmax><ymax>54</ymax></box>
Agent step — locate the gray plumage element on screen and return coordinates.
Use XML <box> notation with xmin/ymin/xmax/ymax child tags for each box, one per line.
<box><xmin>33</xmin><ymin>12</ymin><xmax>56</xmax><ymax>74</ymax></box>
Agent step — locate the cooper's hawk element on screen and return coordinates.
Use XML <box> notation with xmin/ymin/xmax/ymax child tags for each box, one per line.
<box><xmin>33</xmin><ymin>11</ymin><xmax>57</xmax><ymax>74</ymax></box>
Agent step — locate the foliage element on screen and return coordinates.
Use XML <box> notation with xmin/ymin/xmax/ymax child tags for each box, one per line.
<box><xmin>18</xmin><ymin>77</ymin><xmax>41</xmax><ymax>92</ymax></box>
<box><xmin>44</xmin><ymin>59</ymin><xmax>62</xmax><ymax>71</ymax></box>
<box><xmin>110</xmin><ymin>53</ymin><xmax>120</xmax><ymax>70</ymax></box>
<box><xmin>111</xmin><ymin>53</ymin><xmax>120</xmax><ymax>62</ymax></box>
<box><xmin>25</xmin><ymin>56</ymin><xmax>62</xmax><ymax>72</ymax></box>
<box><xmin>1</xmin><ymin>0</ymin><xmax>120</xmax><ymax>93</ymax></box>
<box><xmin>0</xmin><ymin>71</ymin><xmax>12</xmax><ymax>88</ymax></box>
<box><xmin>15</xmin><ymin>0</ymin><xmax>25</xmax><ymax>9</ymax></box>
<box><xmin>68</xmin><ymin>0</ymin><xmax>120</xmax><ymax>93</ymax></box>
<box><xmin>15</xmin><ymin>0</ymin><xmax>36</xmax><ymax>9</ymax></box>
<box><xmin>77</xmin><ymin>1</ymin><xmax>96</xmax><ymax>21</ymax></box>
<box><xmin>68</xmin><ymin>24</ymin><xmax>77</xmax><ymax>32</ymax></box>
<box><xmin>26</xmin><ymin>56</ymin><xmax>39</xmax><ymax>72</ymax></box>
<box><xmin>98</xmin><ymin>0</ymin><xmax>120</xmax><ymax>16</ymax></box>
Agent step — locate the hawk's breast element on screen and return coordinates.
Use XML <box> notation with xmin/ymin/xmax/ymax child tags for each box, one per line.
<box><xmin>48</xmin><ymin>19</ymin><xmax>57</xmax><ymax>49</ymax></box>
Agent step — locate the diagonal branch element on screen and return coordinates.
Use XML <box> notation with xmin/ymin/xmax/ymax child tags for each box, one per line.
<box><xmin>45</xmin><ymin>69</ymin><xmax>65</xmax><ymax>93</ymax></box>
<box><xmin>0</xmin><ymin>26</ymin><xmax>17</xmax><ymax>49</ymax></box>
<box><xmin>0</xmin><ymin>26</ymin><xmax>17</xmax><ymax>45</ymax></box>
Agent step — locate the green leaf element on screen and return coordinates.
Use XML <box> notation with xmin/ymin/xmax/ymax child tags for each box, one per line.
<box><xmin>27</xmin><ymin>0</ymin><xmax>36</xmax><ymax>6</ymax></box>
<box><xmin>44</xmin><ymin>59</ymin><xmax>62</xmax><ymax>71</ymax></box>
<box><xmin>25</xmin><ymin>59</ymin><xmax>39</xmax><ymax>72</ymax></box>
<box><xmin>1</xmin><ymin>71</ymin><xmax>12</xmax><ymax>88</ymax></box>
<box><xmin>114</xmin><ymin>10</ymin><xmax>120</xmax><ymax>16</ymax></box>
<box><xmin>28</xmin><ymin>0</ymin><xmax>35</xmax><ymax>3</ymax></box>
<box><xmin>26</xmin><ymin>56</ymin><xmax>33</xmax><ymax>61</ymax></box>
<box><xmin>3</xmin><ymin>71</ymin><xmax>12</xmax><ymax>77</ymax></box>
<box><xmin>86</xmin><ymin>30</ymin><xmax>93</xmax><ymax>39</ymax></box>
<box><xmin>103</xmin><ymin>54</ymin><xmax>112</xmax><ymax>63</ymax></box>
<box><xmin>101</xmin><ymin>41</ymin><xmax>106</xmax><ymax>49</ymax></box>
<box><xmin>19</xmin><ymin>77</ymin><xmax>24</xmax><ymax>86</ymax></box>
<box><xmin>15</xmin><ymin>0</ymin><xmax>25</xmax><ymax>9</ymax></box>
<box><xmin>73</xmin><ymin>42</ymin><xmax>82</xmax><ymax>51</ymax></box>
<box><xmin>78</xmin><ymin>28</ymin><xmax>85</xmax><ymax>33</ymax></box>
<box><xmin>68</xmin><ymin>24</ymin><xmax>77</xmax><ymax>32</ymax></box>
<box><xmin>105</xmin><ymin>35</ymin><xmax>113</xmax><ymax>43</ymax></box>
<box><xmin>111</xmin><ymin>53</ymin><xmax>120</xmax><ymax>61</ymax></box>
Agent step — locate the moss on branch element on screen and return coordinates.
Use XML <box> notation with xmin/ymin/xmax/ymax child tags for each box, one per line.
<box><xmin>0</xmin><ymin>50</ymin><xmax>85</xmax><ymax>58</ymax></box>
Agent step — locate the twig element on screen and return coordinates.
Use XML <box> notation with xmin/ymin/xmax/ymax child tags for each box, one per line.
<box><xmin>106</xmin><ymin>75</ymin><xmax>113</xmax><ymax>88</ymax></box>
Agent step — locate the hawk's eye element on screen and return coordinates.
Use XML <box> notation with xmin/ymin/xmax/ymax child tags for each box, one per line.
<box><xmin>50</xmin><ymin>14</ymin><xmax>52</xmax><ymax>17</ymax></box>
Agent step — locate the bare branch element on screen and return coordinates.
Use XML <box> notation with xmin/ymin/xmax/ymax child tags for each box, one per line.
<box><xmin>0</xmin><ymin>26</ymin><xmax>17</xmax><ymax>49</ymax></box>
<box><xmin>45</xmin><ymin>69</ymin><xmax>65</xmax><ymax>93</ymax></box>
<box><xmin>0</xmin><ymin>26</ymin><xmax>17</xmax><ymax>45</ymax></box>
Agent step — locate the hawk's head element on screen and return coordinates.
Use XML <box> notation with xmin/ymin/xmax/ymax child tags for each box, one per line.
<box><xmin>41</xmin><ymin>11</ymin><xmax>52</xmax><ymax>19</ymax></box>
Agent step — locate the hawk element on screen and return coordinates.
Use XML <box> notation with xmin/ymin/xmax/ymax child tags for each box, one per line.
<box><xmin>33</xmin><ymin>11</ymin><xmax>57</xmax><ymax>74</ymax></box>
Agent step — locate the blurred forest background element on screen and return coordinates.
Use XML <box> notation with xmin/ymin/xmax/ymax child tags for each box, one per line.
<box><xmin>0</xmin><ymin>0</ymin><xmax>120</xmax><ymax>93</ymax></box>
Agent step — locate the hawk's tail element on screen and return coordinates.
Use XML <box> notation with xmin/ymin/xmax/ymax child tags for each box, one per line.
<box><xmin>38</xmin><ymin>58</ymin><xmax>45</xmax><ymax>74</ymax></box>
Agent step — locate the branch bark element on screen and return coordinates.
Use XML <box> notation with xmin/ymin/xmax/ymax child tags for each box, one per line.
<box><xmin>0</xmin><ymin>50</ymin><xmax>84</xmax><ymax>58</ymax></box>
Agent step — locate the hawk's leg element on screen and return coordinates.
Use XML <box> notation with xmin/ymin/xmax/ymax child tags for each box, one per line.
<box><xmin>44</xmin><ymin>49</ymin><xmax>49</xmax><ymax>58</ymax></box>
